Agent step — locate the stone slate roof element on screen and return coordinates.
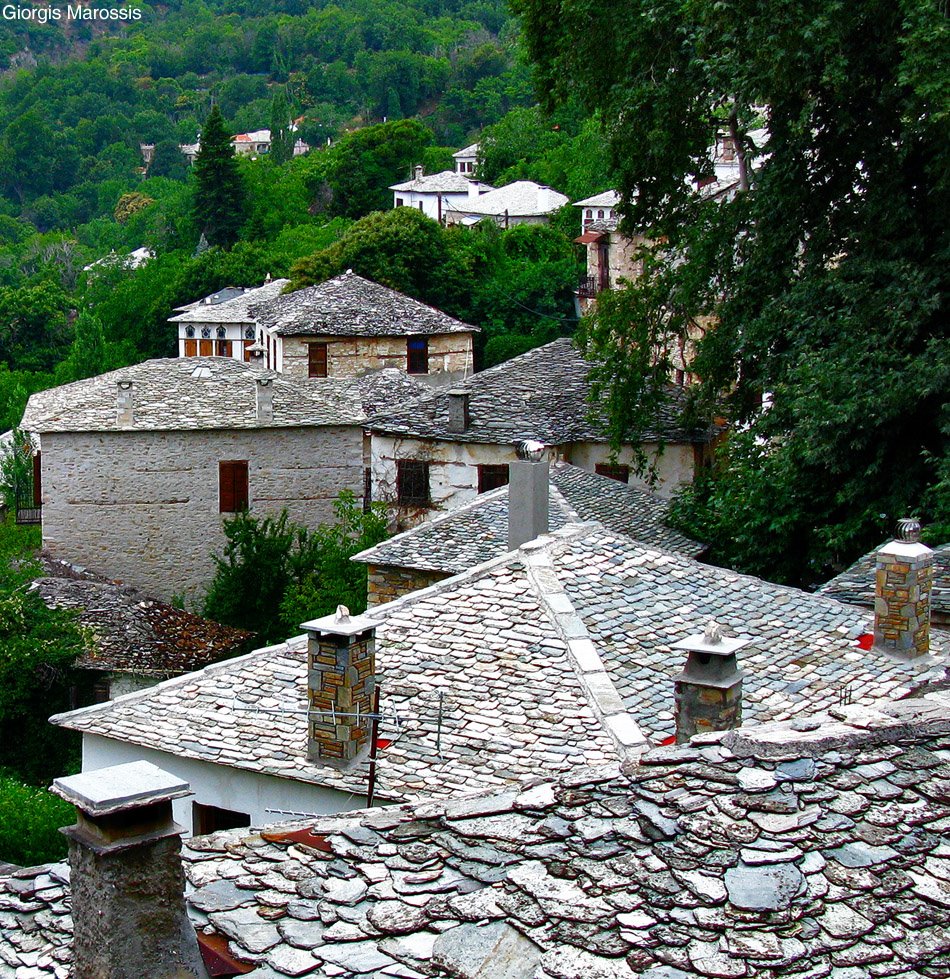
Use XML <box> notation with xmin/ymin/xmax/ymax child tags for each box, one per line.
<box><xmin>250</xmin><ymin>271</ymin><xmax>479</xmax><ymax>339</ymax></box>
<box><xmin>367</xmin><ymin>338</ymin><xmax>711</xmax><ymax>445</ymax></box>
<box><xmin>33</xmin><ymin>561</ymin><xmax>252</xmax><ymax>677</ymax></box>
<box><xmin>345</xmin><ymin>369</ymin><xmax>433</xmax><ymax>419</ymax></box>
<box><xmin>574</xmin><ymin>189</ymin><xmax>621</xmax><ymax>209</ymax></box>
<box><xmin>447</xmin><ymin>180</ymin><xmax>569</xmax><ymax>218</ymax></box>
<box><xmin>352</xmin><ymin>462</ymin><xmax>704</xmax><ymax>575</ymax></box>
<box><xmin>169</xmin><ymin>279</ymin><xmax>290</xmax><ymax>323</ymax></box>
<box><xmin>388</xmin><ymin>171</ymin><xmax>490</xmax><ymax>194</ymax></box>
<box><xmin>819</xmin><ymin>541</ymin><xmax>950</xmax><ymax>620</ymax></box>
<box><xmin>51</xmin><ymin>523</ymin><xmax>947</xmax><ymax>804</ymax></box>
<box><xmin>5</xmin><ymin>694</ymin><xmax>950</xmax><ymax>978</ymax></box>
<box><xmin>452</xmin><ymin>142</ymin><xmax>479</xmax><ymax>159</ymax></box>
<box><xmin>21</xmin><ymin>358</ymin><xmax>365</xmax><ymax>433</ymax></box>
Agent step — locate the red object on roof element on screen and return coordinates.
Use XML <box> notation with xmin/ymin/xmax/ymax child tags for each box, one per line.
<box><xmin>574</xmin><ymin>231</ymin><xmax>606</xmax><ymax>244</ymax></box>
<box><xmin>856</xmin><ymin>633</ymin><xmax>874</xmax><ymax>651</ymax></box>
<box><xmin>658</xmin><ymin>734</ymin><xmax>677</xmax><ymax>746</ymax></box>
<box><xmin>375</xmin><ymin>738</ymin><xmax>393</xmax><ymax>750</ymax></box>
<box><xmin>196</xmin><ymin>932</ymin><xmax>254</xmax><ymax>976</ymax></box>
<box><xmin>260</xmin><ymin>827</ymin><xmax>332</xmax><ymax>852</ymax></box>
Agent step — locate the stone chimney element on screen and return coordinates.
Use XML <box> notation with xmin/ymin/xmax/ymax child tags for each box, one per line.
<box><xmin>446</xmin><ymin>389</ymin><xmax>470</xmax><ymax>433</ymax></box>
<box><xmin>414</xmin><ymin>164</ymin><xmax>423</xmax><ymax>181</ymax></box>
<box><xmin>508</xmin><ymin>440</ymin><xmax>549</xmax><ymax>551</ymax></box>
<box><xmin>256</xmin><ymin>376</ymin><xmax>274</xmax><ymax>423</ymax></box>
<box><xmin>52</xmin><ymin>761</ymin><xmax>207</xmax><ymax>979</ymax></box>
<box><xmin>301</xmin><ymin>604</ymin><xmax>377</xmax><ymax>763</ymax></box>
<box><xmin>672</xmin><ymin>621</ymin><xmax>750</xmax><ymax>743</ymax></box>
<box><xmin>117</xmin><ymin>380</ymin><xmax>134</xmax><ymax>427</ymax></box>
<box><xmin>873</xmin><ymin>518</ymin><xmax>933</xmax><ymax>658</ymax></box>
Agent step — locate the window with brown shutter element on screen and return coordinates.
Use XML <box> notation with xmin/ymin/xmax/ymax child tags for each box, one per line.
<box><xmin>219</xmin><ymin>460</ymin><xmax>249</xmax><ymax>513</ymax></box>
<box><xmin>184</xmin><ymin>339</ymin><xmax>197</xmax><ymax>357</ymax></box>
<box><xmin>595</xmin><ymin>463</ymin><xmax>630</xmax><ymax>484</ymax></box>
<box><xmin>396</xmin><ymin>460</ymin><xmax>430</xmax><ymax>506</ymax></box>
<box><xmin>215</xmin><ymin>339</ymin><xmax>232</xmax><ymax>357</ymax></box>
<box><xmin>32</xmin><ymin>451</ymin><xmax>41</xmax><ymax>507</ymax></box>
<box><xmin>478</xmin><ymin>464</ymin><xmax>509</xmax><ymax>493</ymax></box>
<box><xmin>199</xmin><ymin>339</ymin><xmax>213</xmax><ymax>356</ymax></box>
<box><xmin>308</xmin><ymin>342</ymin><xmax>328</xmax><ymax>378</ymax></box>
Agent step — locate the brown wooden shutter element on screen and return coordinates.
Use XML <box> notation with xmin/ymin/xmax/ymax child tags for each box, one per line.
<box><xmin>184</xmin><ymin>339</ymin><xmax>197</xmax><ymax>357</ymax></box>
<box><xmin>219</xmin><ymin>461</ymin><xmax>249</xmax><ymax>513</ymax></box>
<box><xmin>308</xmin><ymin>342</ymin><xmax>328</xmax><ymax>378</ymax></box>
<box><xmin>199</xmin><ymin>339</ymin><xmax>213</xmax><ymax>356</ymax></box>
<box><xmin>32</xmin><ymin>451</ymin><xmax>41</xmax><ymax>507</ymax></box>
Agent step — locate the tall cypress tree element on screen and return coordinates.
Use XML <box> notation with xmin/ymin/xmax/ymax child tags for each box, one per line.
<box><xmin>192</xmin><ymin>105</ymin><xmax>246</xmax><ymax>248</ymax></box>
<box><xmin>269</xmin><ymin>91</ymin><xmax>293</xmax><ymax>165</ymax></box>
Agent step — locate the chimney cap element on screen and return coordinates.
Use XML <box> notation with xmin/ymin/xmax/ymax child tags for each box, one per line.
<box><xmin>672</xmin><ymin>623</ymin><xmax>752</xmax><ymax>657</ymax></box>
<box><xmin>897</xmin><ymin>517</ymin><xmax>922</xmax><ymax>543</ymax></box>
<box><xmin>52</xmin><ymin>761</ymin><xmax>191</xmax><ymax>817</ymax></box>
<box><xmin>302</xmin><ymin>606</ymin><xmax>377</xmax><ymax>637</ymax></box>
<box><xmin>516</xmin><ymin>439</ymin><xmax>547</xmax><ymax>462</ymax></box>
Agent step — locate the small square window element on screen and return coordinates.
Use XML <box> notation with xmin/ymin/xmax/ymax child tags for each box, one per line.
<box><xmin>407</xmin><ymin>337</ymin><xmax>429</xmax><ymax>375</ymax></box>
<box><xmin>397</xmin><ymin>460</ymin><xmax>430</xmax><ymax>506</ymax></box>
<box><xmin>478</xmin><ymin>464</ymin><xmax>509</xmax><ymax>494</ymax></box>
<box><xmin>595</xmin><ymin>463</ymin><xmax>630</xmax><ymax>484</ymax></box>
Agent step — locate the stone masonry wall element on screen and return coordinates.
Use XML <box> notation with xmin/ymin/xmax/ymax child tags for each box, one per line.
<box><xmin>41</xmin><ymin>426</ymin><xmax>363</xmax><ymax>603</ymax></box>
<box><xmin>281</xmin><ymin>333</ymin><xmax>474</xmax><ymax>381</ymax></box>
<box><xmin>366</xmin><ymin>564</ymin><xmax>450</xmax><ymax>607</ymax></box>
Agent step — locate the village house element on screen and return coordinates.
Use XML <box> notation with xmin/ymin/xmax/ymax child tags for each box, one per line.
<box><xmin>5</xmin><ymin>662</ymin><xmax>950</xmax><ymax>975</ymax></box>
<box><xmin>20</xmin><ymin>358</ymin><xmax>368</xmax><ymax>603</ymax></box>
<box><xmin>248</xmin><ymin>269</ymin><xmax>478</xmax><ymax>383</ymax></box>
<box><xmin>389</xmin><ymin>164</ymin><xmax>493</xmax><ymax>222</ymax></box>
<box><xmin>452</xmin><ymin>140</ymin><xmax>479</xmax><ymax>175</ymax></box>
<box><xmin>179</xmin><ymin>127</ymin><xmax>310</xmax><ymax>164</ymax></box>
<box><xmin>47</xmin><ymin>498</ymin><xmax>946</xmax><ymax>835</ymax></box>
<box><xmin>444</xmin><ymin>179</ymin><xmax>569</xmax><ymax>227</ymax></box>
<box><xmin>169</xmin><ymin>277</ymin><xmax>289</xmax><ymax>361</ymax></box>
<box><xmin>353</xmin><ymin>459</ymin><xmax>705</xmax><ymax>605</ymax></box>
<box><xmin>366</xmin><ymin>337</ymin><xmax>718</xmax><ymax>530</ymax></box>
<box><xmin>35</xmin><ymin>556</ymin><xmax>252</xmax><ymax>702</ymax></box>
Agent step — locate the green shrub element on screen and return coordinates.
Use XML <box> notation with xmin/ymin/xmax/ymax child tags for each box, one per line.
<box><xmin>0</xmin><ymin>773</ymin><xmax>73</xmax><ymax>866</ymax></box>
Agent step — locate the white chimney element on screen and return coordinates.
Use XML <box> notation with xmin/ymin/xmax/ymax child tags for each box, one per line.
<box><xmin>116</xmin><ymin>380</ymin><xmax>134</xmax><ymax>427</ymax></box>
<box><xmin>414</xmin><ymin>164</ymin><xmax>423</xmax><ymax>181</ymax></box>
<box><xmin>52</xmin><ymin>762</ymin><xmax>207</xmax><ymax>979</ymax></box>
<box><xmin>256</xmin><ymin>377</ymin><xmax>274</xmax><ymax>423</ymax></box>
<box><xmin>508</xmin><ymin>440</ymin><xmax>549</xmax><ymax>551</ymax></box>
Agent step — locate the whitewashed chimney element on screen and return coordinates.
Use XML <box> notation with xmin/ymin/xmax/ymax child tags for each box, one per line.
<box><xmin>116</xmin><ymin>380</ymin><xmax>134</xmax><ymax>427</ymax></box>
<box><xmin>414</xmin><ymin>164</ymin><xmax>423</xmax><ymax>181</ymax></box>
<box><xmin>256</xmin><ymin>376</ymin><xmax>274</xmax><ymax>423</ymax></box>
<box><xmin>508</xmin><ymin>440</ymin><xmax>549</xmax><ymax>551</ymax></box>
<box><xmin>301</xmin><ymin>605</ymin><xmax>377</xmax><ymax>763</ymax></box>
<box><xmin>874</xmin><ymin>518</ymin><xmax>933</xmax><ymax>658</ymax></box>
<box><xmin>52</xmin><ymin>761</ymin><xmax>207</xmax><ymax>979</ymax></box>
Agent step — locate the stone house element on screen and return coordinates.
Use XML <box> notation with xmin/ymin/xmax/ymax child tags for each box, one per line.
<box><xmin>47</xmin><ymin>514</ymin><xmax>945</xmax><ymax>835</ymax></box>
<box><xmin>21</xmin><ymin>358</ymin><xmax>367</xmax><ymax>603</ymax></box>
<box><xmin>248</xmin><ymin>270</ymin><xmax>478</xmax><ymax>383</ymax></box>
<box><xmin>389</xmin><ymin>165</ymin><xmax>493</xmax><ymax>222</ymax></box>
<box><xmin>354</xmin><ymin>460</ymin><xmax>705</xmax><ymax>606</ymax></box>
<box><xmin>452</xmin><ymin>140</ymin><xmax>479</xmax><ymax>175</ymax></box>
<box><xmin>169</xmin><ymin>277</ymin><xmax>289</xmax><ymax>362</ymax></box>
<box><xmin>366</xmin><ymin>337</ymin><xmax>718</xmax><ymax>529</ymax></box>
<box><xmin>444</xmin><ymin>180</ymin><xmax>569</xmax><ymax>227</ymax></box>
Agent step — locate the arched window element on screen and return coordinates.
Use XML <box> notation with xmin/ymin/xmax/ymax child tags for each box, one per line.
<box><xmin>216</xmin><ymin>326</ymin><xmax>227</xmax><ymax>339</ymax></box>
<box><xmin>185</xmin><ymin>326</ymin><xmax>195</xmax><ymax>339</ymax></box>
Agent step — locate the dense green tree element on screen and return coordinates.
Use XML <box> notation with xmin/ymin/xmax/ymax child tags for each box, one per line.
<box><xmin>192</xmin><ymin>104</ymin><xmax>247</xmax><ymax>248</ymax></box>
<box><xmin>269</xmin><ymin>90</ymin><xmax>293</xmax><ymax>165</ymax></box>
<box><xmin>0</xmin><ymin>282</ymin><xmax>71</xmax><ymax>372</ymax></box>
<box><xmin>148</xmin><ymin>138</ymin><xmax>189</xmax><ymax>180</ymax></box>
<box><xmin>515</xmin><ymin>0</ymin><xmax>950</xmax><ymax>585</ymax></box>
<box><xmin>57</xmin><ymin>310</ymin><xmax>107</xmax><ymax>382</ymax></box>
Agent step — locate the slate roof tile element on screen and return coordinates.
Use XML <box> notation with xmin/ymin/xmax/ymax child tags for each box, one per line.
<box><xmin>168</xmin><ymin>279</ymin><xmax>290</xmax><ymax>324</ymax></box>
<box><xmin>5</xmin><ymin>697</ymin><xmax>950</xmax><ymax>977</ymax></box>
<box><xmin>367</xmin><ymin>338</ymin><xmax>711</xmax><ymax>445</ymax></box>
<box><xmin>250</xmin><ymin>271</ymin><xmax>478</xmax><ymax>339</ymax></box>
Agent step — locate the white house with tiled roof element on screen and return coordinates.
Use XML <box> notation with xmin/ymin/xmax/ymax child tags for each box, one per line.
<box><xmin>390</xmin><ymin>164</ymin><xmax>493</xmax><ymax>222</ymax></box>
<box><xmin>444</xmin><ymin>179</ymin><xmax>569</xmax><ymax>227</ymax></box>
<box><xmin>452</xmin><ymin>141</ymin><xmax>479</xmax><ymax>175</ymax></box>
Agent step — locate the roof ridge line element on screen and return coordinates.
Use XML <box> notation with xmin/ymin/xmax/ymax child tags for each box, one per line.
<box><xmin>519</xmin><ymin>528</ymin><xmax>650</xmax><ymax>762</ymax></box>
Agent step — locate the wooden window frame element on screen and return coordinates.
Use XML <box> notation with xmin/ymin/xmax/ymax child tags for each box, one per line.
<box><xmin>396</xmin><ymin>459</ymin><xmax>430</xmax><ymax>506</ymax></box>
<box><xmin>595</xmin><ymin>463</ymin><xmax>630</xmax><ymax>484</ymax></box>
<box><xmin>407</xmin><ymin>337</ymin><xmax>429</xmax><ymax>375</ymax></box>
<box><xmin>477</xmin><ymin>464</ymin><xmax>509</xmax><ymax>494</ymax></box>
<box><xmin>184</xmin><ymin>338</ymin><xmax>197</xmax><ymax>357</ymax></box>
<box><xmin>219</xmin><ymin>460</ymin><xmax>249</xmax><ymax>513</ymax></box>
<box><xmin>308</xmin><ymin>342</ymin><xmax>329</xmax><ymax>378</ymax></box>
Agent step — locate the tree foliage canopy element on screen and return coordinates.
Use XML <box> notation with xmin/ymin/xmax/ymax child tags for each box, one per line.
<box><xmin>515</xmin><ymin>0</ymin><xmax>950</xmax><ymax>585</ymax></box>
<box><xmin>192</xmin><ymin>104</ymin><xmax>247</xmax><ymax>247</ymax></box>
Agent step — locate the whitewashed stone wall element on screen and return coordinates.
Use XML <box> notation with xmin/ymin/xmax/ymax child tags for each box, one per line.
<box><xmin>82</xmin><ymin>733</ymin><xmax>372</xmax><ymax>835</ymax></box>
<box><xmin>40</xmin><ymin>426</ymin><xmax>363</xmax><ymax>602</ymax></box>
<box><xmin>277</xmin><ymin>333</ymin><xmax>475</xmax><ymax>382</ymax></box>
<box><xmin>369</xmin><ymin>434</ymin><xmax>701</xmax><ymax>529</ymax></box>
